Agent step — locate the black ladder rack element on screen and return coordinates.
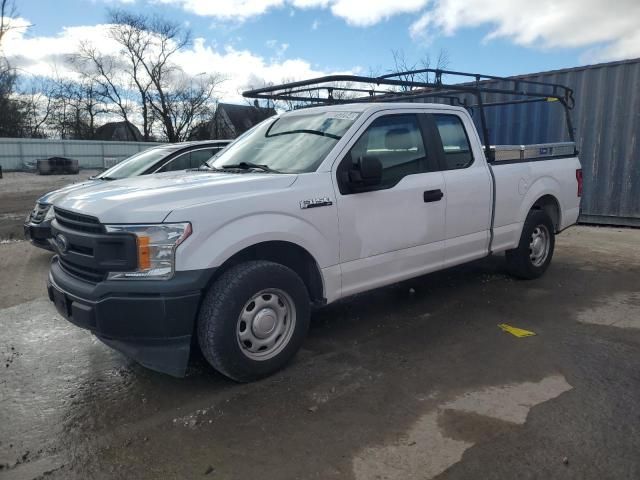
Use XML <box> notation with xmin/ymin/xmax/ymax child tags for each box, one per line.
<box><xmin>242</xmin><ymin>68</ymin><xmax>577</xmax><ymax>159</ymax></box>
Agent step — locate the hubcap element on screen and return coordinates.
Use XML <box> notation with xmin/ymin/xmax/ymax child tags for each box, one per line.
<box><xmin>529</xmin><ymin>225</ymin><xmax>550</xmax><ymax>267</ymax></box>
<box><xmin>236</xmin><ymin>289</ymin><xmax>296</xmax><ymax>361</ymax></box>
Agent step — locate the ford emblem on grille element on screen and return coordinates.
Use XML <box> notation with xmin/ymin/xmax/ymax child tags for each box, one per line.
<box><xmin>55</xmin><ymin>234</ymin><xmax>69</xmax><ymax>254</ymax></box>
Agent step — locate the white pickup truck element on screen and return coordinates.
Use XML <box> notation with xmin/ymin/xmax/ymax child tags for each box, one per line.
<box><xmin>47</xmin><ymin>100</ymin><xmax>582</xmax><ymax>381</ymax></box>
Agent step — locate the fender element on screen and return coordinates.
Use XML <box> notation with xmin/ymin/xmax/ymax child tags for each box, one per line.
<box><xmin>175</xmin><ymin>212</ymin><xmax>338</xmax><ymax>272</ymax></box>
<box><xmin>517</xmin><ymin>176</ymin><xmax>563</xmax><ymax>227</ymax></box>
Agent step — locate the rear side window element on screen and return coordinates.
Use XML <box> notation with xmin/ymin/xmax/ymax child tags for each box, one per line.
<box><xmin>346</xmin><ymin>114</ymin><xmax>427</xmax><ymax>188</ymax></box>
<box><xmin>433</xmin><ymin>114</ymin><xmax>473</xmax><ymax>170</ymax></box>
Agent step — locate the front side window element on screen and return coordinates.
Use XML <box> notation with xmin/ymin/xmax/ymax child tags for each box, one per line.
<box><xmin>344</xmin><ymin>114</ymin><xmax>427</xmax><ymax>188</ymax></box>
<box><xmin>433</xmin><ymin>114</ymin><xmax>473</xmax><ymax>170</ymax></box>
<box><xmin>209</xmin><ymin>111</ymin><xmax>361</xmax><ymax>173</ymax></box>
<box><xmin>160</xmin><ymin>151</ymin><xmax>192</xmax><ymax>172</ymax></box>
<box><xmin>189</xmin><ymin>149</ymin><xmax>219</xmax><ymax>169</ymax></box>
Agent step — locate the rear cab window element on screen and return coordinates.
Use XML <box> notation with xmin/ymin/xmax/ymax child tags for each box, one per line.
<box><xmin>433</xmin><ymin>114</ymin><xmax>474</xmax><ymax>170</ymax></box>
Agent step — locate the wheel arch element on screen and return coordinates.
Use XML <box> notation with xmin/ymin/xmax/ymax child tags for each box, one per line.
<box><xmin>519</xmin><ymin>177</ymin><xmax>563</xmax><ymax>232</ymax></box>
<box><xmin>529</xmin><ymin>194</ymin><xmax>561</xmax><ymax>232</ymax></box>
<box><xmin>207</xmin><ymin>240</ymin><xmax>325</xmax><ymax>304</ymax></box>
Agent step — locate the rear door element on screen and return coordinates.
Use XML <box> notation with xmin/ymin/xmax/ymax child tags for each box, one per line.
<box><xmin>430</xmin><ymin>112</ymin><xmax>493</xmax><ymax>267</ymax></box>
<box><xmin>333</xmin><ymin>111</ymin><xmax>447</xmax><ymax>297</ymax></box>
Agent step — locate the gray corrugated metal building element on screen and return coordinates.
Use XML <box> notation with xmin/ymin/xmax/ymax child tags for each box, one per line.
<box><xmin>447</xmin><ymin>58</ymin><xmax>640</xmax><ymax>226</ymax></box>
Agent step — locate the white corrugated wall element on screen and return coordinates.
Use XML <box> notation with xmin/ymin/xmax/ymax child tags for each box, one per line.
<box><xmin>0</xmin><ymin>138</ymin><xmax>163</xmax><ymax>171</ymax></box>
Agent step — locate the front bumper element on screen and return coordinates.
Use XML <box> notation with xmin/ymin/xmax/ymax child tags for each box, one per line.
<box><xmin>47</xmin><ymin>256</ymin><xmax>215</xmax><ymax>377</ymax></box>
<box><xmin>24</xmin><ymin>219</ymin><xmax>53</xmax><ymax>251</ymax></box>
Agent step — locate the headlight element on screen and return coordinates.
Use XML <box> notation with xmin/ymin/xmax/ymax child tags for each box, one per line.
<box><xmin>28</xmin><ymin>202</ymin><xmax>52</xmax><ymax>223</ymax></box>
<box><xmin>44</xmin><ymin>205</ymin><xmax>55</xmax><ymax>221</ymax></box>
<box><xmin>104</xmin><ymin>223</ymin><xmax>192</xmax><ymax>280</ymax></box>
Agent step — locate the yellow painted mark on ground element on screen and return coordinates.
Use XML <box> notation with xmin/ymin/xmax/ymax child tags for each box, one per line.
<box><xmin>498</xmin><ymin>324</ymin><xmax>536</xmax><ymax>338</ymax></box>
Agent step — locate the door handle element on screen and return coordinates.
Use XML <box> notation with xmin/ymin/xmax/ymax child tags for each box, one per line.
<box><xmin>423</xmin><ymin>189</ymin><xmax>444</xmax><ymax>203</ymax></box>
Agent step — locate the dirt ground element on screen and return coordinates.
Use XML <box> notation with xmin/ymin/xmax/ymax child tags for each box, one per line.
<box><xmin>0</xmin><ymin>170</ymin><xmax>101</xmax><ymax>240</ymax></box>
<box><xmin>1</xmin><ymin>224</ymin><xmax>640</xmax><ymax>480</ymax></box>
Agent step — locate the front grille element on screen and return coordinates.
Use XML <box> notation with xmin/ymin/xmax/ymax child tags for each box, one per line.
<box><xmin>30</xmin><ymin>203</ymin><xmax>50</xmax><ymax>224</ymax></box>
<box><xmin>54</xmin><ymin>208</ymin><xmax>108</xmax><ymax>283</ymax></box>
<box><xmin>54</xmin><ymin>208</ymin><xmax>103</xmax><ymax>234</ymax></box>
<box><xmin>59</xmin><ymin>258</ymin><xmax>106</xmax><ymax>283</ymax></box>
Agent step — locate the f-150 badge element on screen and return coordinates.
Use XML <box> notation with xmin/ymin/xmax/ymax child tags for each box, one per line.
<box><xmin>300</xmin><ymin>197</ymin><xmax>333</xmax><ymax>209</ymax></box>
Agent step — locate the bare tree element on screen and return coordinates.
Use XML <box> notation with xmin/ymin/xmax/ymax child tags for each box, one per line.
<box><xmin>0</xmin><ymin>65</ymin><xmax>26</xmax><ymax>136</ymax></box>
<box><xmin>389</xmin><ymin>49</ymin><xmax>451</xmax><ymax>91</ymax></box>
<box><xmin>20</xmin><ymin>77</ymin><xmax>56</xmax><ymax>138</ymax></box>
<box><xmin>71</xmin><ymin>43</ymin><xmax>140</xmax><ymax>139</ymax></box>
<box><xmin>107</xmin><ymin>10</ymin><xmax>155</xmax><ymax>140</ymax></box>
<box><xmin>0</xmin><ymin>0</ymin><xmax>17</xmax><ymax>47</ymax></box>
<box><xmin>105</xmin><ymin>10</ymin><xmax>223</xmax><ymax>142</ymax></box>
<box><xmin>108</xmin><ymin>11</ymin><xmax>188</xmax><ymax>141</ymax></box>
<box><xmin>165</xmin><ymin>73</ymin><xmax>220</xmax><ymax>141</ymax></box>
<box><xmin>48</xmin><ymin>78</ymin><xmax>106</xmax><ymax>139</ymax></box>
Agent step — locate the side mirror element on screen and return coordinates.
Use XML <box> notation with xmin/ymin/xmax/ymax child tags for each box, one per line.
<box><xmin>348</xmin><ymin>156</ymin><xmax>382</xmax><ymax>191</ymax></box>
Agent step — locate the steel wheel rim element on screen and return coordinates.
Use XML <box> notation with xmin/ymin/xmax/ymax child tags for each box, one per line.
<box><xmin>236</xmin><ymin>288</ymin><xmax>296</xmax><ymax>361</ymax></box>
<box><xmin>529</xmin><ymin>224</ymin><xmax>550</xmax><ymax>267</ymax></box>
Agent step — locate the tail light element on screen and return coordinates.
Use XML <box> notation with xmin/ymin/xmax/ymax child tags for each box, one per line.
<box><xmin>576</xmin><ymin>169</ymin><xmax>583</xmax><ymax>197</ymax></box>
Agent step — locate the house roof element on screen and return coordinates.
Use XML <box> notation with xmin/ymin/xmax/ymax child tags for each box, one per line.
<box><xmin>218</xmin><ymin>103</ymin><xmax>276</xmax><ymax>135</ymax></box>
<box><xmin>94</xmin><ymin>121</ymin><xmax>143</xmax><ymax>141</ymax></box>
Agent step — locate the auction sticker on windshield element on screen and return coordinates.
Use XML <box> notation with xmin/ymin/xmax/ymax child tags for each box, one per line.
<box><xmin>325</xmin><ymin>111</ymin><xmax>360</xmax><ymax>121</ymax></box>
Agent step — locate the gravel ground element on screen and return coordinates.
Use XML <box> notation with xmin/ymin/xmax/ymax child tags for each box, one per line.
<box><xmin>1</xmin><ymin>225</ymin><xmax>639</xmax><ymax>480</ymax></box>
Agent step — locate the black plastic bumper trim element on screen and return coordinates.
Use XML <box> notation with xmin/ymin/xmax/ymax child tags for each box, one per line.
<box><xmin>24</xmin><ymin>220</ymin><xmax>54</xmax><ymax>250</ymax></box>
<box><xmin>48</xmin><ymin>256</ymin><xmax>216</xmax><ymax>377</ymax></box>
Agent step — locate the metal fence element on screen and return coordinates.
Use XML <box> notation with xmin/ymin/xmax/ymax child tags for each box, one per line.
<box><xmin>418</xmin><ymin>58</ymin><xmax>640</xmax><ymax>226</ymax></box>
<box><xmin>0</xmin><ymin>138</ymin><xmax>163</xmax><ymax>171</ymax></box>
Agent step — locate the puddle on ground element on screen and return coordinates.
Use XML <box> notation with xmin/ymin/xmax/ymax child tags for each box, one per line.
<box><xmin>577</xmin><ymin>292</ymin><xmax>640</xmax><ymax>330</ymax></box>
<box><xmin>352</xmin><ymin>375</ymin><xmax>572</xmax><ymax>480</ymax></box>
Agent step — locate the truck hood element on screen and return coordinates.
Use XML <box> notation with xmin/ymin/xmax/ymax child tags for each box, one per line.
<box><xmin>54</xmin><ymin>171</ymin><xmax>298</xmax><ymax>223</ymax></box>
<box><xmin>39</xmin><ymin>179</ymin><xmax>101</xmax><ymax>204</ymax></box>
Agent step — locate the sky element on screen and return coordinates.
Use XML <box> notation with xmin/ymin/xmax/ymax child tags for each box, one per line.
<box><xmin>3</xmin><ymin>0</ymin><xmax>640</xmax><ymax>103</ymax></box>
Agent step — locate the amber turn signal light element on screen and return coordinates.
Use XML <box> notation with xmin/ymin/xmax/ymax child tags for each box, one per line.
<box><xmin>137</xmin><ymin>235</ymin><xmax>151</xmax><ymax>270</ymax></box>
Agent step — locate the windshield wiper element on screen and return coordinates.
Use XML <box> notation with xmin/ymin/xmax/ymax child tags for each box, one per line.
<box><xmin>98</xmin><ymin>176</ymin><xmax>116</xmax><ymax>181</ymax></box>
<box><xmin>219</xmin><ymin>162</ymin><xmax>281</xmax><ymax>173</ymax></box>
<box><xmin>266</xmin><ymin>129</ymin><xmax>341</xmax><ymax>140</ymax></box>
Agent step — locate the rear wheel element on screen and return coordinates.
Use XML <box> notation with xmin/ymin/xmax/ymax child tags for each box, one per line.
<box><xmin>197</xmin><ymin>260</ymin><xmax>310</xmax><ymax>382</ymax></box>
<box><xmin>506</xmin><ymin>210</ymin><xmax>555</xmax><ymax>279</ymax></box>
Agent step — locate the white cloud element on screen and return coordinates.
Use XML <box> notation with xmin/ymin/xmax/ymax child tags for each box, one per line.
<box><xmin>3</xmin><ymin>18</ymin><xmax>346</xmax><ymax>102</ymax></box>
<box><xmin>159</xmin><ymin>0</ymin><xmax>428</xmax><ymax>26</ymax></box>
<box><xmin>324</xmin><ymin>0</ymin><xmax>427</xmax><ymax>26</ymax></box>
<box><xmin>154</xmin><ymin>0</ymin><xmax>285</xmax><ymax>21</ymax></box>
<box><xmin>409</xmin><ymin>0</ymin><xmax>640</xmax><ymax>61</ymax></box>
<box><xmin>157</xmin><ymin>0</ymin><xmax>639</xmax><ymax>61</ymax></box>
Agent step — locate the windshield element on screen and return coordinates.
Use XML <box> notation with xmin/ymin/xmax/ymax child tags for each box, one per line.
<box><xmin>98</xmin><ymin>147</ymin><xmax>177</xmax><ymax>180</ymax></box>
<box><xmin>208</xmin><ymin>111</ymin><xmax>361</xmax><ymax>173</ymax></box>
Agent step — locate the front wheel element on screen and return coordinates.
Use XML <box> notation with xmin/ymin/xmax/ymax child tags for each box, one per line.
<box><xmin>197</xmin><ymin>260</ymin><xmax>310</xmax><ymax>382</ymax></box>
<box><xmin>505</xmin><ymin>210</ymin><xmax>555</xmax><ymax>279</ymax></box>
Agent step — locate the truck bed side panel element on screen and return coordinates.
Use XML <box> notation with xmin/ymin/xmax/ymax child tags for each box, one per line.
<box><xmin>491</xmin><ymin>156</ymin><xmax>581</xmax><ymax>252</ymax></box>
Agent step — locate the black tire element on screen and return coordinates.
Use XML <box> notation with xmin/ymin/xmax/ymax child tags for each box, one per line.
<box><xmin>505</xmin><ymin>210</ymin><xmax>555</xmax><ymax>279</ymax></box>
<box><xmin>197</xmin><ymin>260</ymin><xmax>310</xmax><ymax>382</ymax></box>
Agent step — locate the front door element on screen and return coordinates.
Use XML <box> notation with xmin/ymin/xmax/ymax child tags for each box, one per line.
<box><xmin>333</xmin><ymin>112</ymin><xmax>447</xmax><ymax>298</ymax></box>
